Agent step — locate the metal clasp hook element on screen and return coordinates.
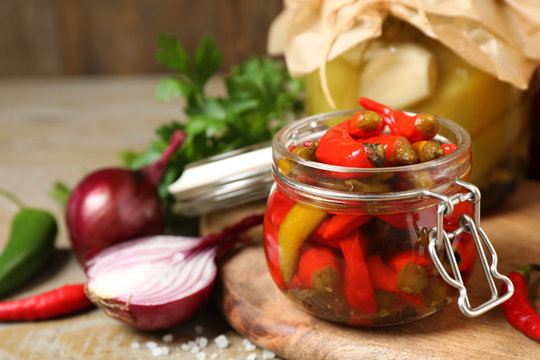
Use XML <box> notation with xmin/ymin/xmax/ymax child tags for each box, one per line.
<box><xmin>424</xmin><ymin>179</ymin><xmax>514</xmax><ymax>317</ymax></box>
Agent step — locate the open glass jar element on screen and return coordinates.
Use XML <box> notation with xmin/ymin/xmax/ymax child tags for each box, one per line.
<box><xmin>263</xmin><ymin>109</ymin><xmax>513</xmax><ymax>326</ymax></box>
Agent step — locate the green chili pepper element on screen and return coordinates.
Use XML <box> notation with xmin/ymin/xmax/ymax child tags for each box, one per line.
<box><xmin>0</xmin><ymin>189</ymin><xmax>57</xmax><ymax>298</ymax></box>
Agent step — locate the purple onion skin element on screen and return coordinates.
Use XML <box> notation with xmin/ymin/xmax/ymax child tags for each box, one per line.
<box><xmin>67</xmin><ymin>169</ymin><xmax>165</xmax><ymax>264</ymax></box>
<box><xmin>91</xmin><ymin>280</ymin><xmax>215</xmax><ymax>331</ymax></box>
<box><xmin>66</xmin><ymin>130</ymin><xmax>185</xmax><ymax>264</ymax></box>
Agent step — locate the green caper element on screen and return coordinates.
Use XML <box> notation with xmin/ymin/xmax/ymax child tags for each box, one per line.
<box><xmin>397</xmin><ymin>263</ymin><xmax>428</xmax><ymax>294</ymax></box>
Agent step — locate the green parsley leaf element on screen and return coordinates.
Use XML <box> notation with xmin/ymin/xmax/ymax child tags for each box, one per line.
<box><xmin>124</xmin><ymin>34</ymin><xmax>304</xmax><ymax>219</ymax></box>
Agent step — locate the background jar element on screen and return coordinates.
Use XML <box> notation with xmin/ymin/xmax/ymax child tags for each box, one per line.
<box><xmin>263</xmin><ymin>109</ymin><xmax>476</xmax><ymax>326</ymax></box>
<box><xmin>304</xmin><ymin>18</ymin><xmax>530</xmax><ymax>210</ymax></box>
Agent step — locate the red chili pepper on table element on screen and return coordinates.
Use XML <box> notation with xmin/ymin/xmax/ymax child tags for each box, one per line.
<box><xmin>358</xmin><ymin>97</ymin><xmax>439</xmax><ymax>143</ymax></box>
<box><xmin>501</xmin><ymin>264</ymin><xmax>540</xmax><ymax>341</ymax></box>
<box><xmin>0</xmin><ymin>283</ymin><xmax>92</xmax><ymax>321</ymax></box>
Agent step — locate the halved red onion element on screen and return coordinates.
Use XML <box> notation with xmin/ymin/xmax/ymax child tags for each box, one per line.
<box><xmin>85</xmin><ymin>215</ymin><xmax>262</xmax><ymax>330</ymax></box>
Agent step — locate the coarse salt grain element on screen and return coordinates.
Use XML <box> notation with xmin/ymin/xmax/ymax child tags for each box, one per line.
<box><xmin>262</xmin><ymin>350</ymin><xmax>276</xmax><ymax>359</ymax></box>
<box><xmin>196</xmin><ymin>336</ymin><xmax>208</xmax><ymax>348</ymax></box>
<box><xmin>151</xmin><ymin>346</ymin><xmax>170</xmax><ymax>357</ymax></box>
<box><xmin>214</xmin><ymin>334</ymin><xmax>229</xmax><ymax>349</ymax></box>
<box><xmin>162</xmin><ymin>334</ymin><xmax>174</xmax><ymax>343</ymax></box>
<box><xmin>130</xmin><ymin>342</ymin><xmax>140</xmax><ymax>349</ymax></box>
<box><xmin>246</xmin><ymin>354</ymin><xmax>257</xmax><ymax>360</ymax></box>
<box><xmin>242</xmin><ymin>338</ymin><xmax>256</xmax><ymax>351</ymax></box>
<box><xmin>196</xmin><ymin>352</ymin><xmax>207</xmax><ymax>360</ymax></box>
<box><xmin>191</xmin><ymin>344</ymin><xmax>200</xmax><ymax>354</ymax></box>
<box><xmin>145</xmin><ymin>341</ymin><xmax>158</xmax><ymax>349</ymax></box>
<box><xmin>211</xmin><ymin>353</ymin><xmax>218</xmax><ymax>359</ymax></box>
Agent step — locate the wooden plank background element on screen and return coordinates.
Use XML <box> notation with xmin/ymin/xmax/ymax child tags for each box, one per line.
<box><xmin>0</xmin><ymin>0</ymin><xmax>283</xmax><ymax>76</ymax></box>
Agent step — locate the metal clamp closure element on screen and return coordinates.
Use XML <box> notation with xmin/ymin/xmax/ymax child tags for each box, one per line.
<box><xmin>423</xmin><ymin>179</ymin><xmax>514</xmax><ymax>317</ymax></box>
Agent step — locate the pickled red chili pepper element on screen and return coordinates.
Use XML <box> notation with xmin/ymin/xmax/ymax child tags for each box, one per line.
<box><xmin>366</xmin><ymin>255</ymin><xmax>399</xmax><ymax>293</ymax></box>
<box><xmin>363</xmin><ymin>134</ymin><xmax>418</xmax><ymax>166</ymax></box>
<box><xmin>442</xmin><ymin>143</ymin><xmax>458</xmax><ymax>156</ymax></box>
<box><xmin>278</xmin><ymin>204</ymin><xmax>327</xmax><ymax>283</ymax></box>
<box><xmin>297</xmin><ymin>245</ymin><xmax>340</xmax><ymax>292</ymax></box>
<box><xmin>501</xmin><ymin>264</ymin><xmax>540</xmax><ymax>341</ymax></box>
<box><xmin>358</xmin><ymin>97</ymin><xmax>439</xmax><ymax>142</ymax></box>
<box><xmin>315</xmin><ymin>119</ymin><xmax>386</xmax><ymax>168</ymax></box>
<box><xmin>339</xmin><ymin>232</ymin><xmax>377</xmax><ymax>314</ymax></box>
<box><xmin>321</xmin><ymin>214</ymin><xmax>371</xmax><ymax>239</ymax></box>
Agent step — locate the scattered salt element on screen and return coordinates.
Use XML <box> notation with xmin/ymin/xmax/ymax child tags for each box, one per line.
<box><xmin>246</xmin><ymin>354</ymin><xmax>257</xmax><ymax>360</ymax></box>
<box><xmin>262</xmin><ymin>350</ymin><xmax>276</xmax><ymax>359</ymax></box>
<box><xmin>196</xmin><ymin>352</ymin><xmax>207</xmax><ymax>360</ymax></box>
<box><xmin>211</xmin><ymin>353</ymin><xmax>218</xmax><ymax>359</ymax></box>
<box><xmin>214</xmin><ymin>334</ymin><xmax>229</xmax><ymax>349</ymax></box>
<box><xmin>145</xmin><ymin>341</ymin><xmax>158</xmax><ymax>349</ymax></box>
<box><xmin>242</xmin><ymin>338</ymin><xmax>256</xmax><ymax>351</ymax></box>
<box><xmin>130</xmin><ymin>342</ymin><xmax>140</xmax><ymax>349</ymax></box>
<box><xmin>180</xmin><ymin>342</ymin><xmax>192</xmax><ymax>351</ymax></box>
<box><xmin>191</xmin><ymin>344</ymin><xmax>200</xmax><ymax>354</ymax></box>
<box><xmin>196</xmin><ymin>336</ymin><xmax>208</xmax><ymax>348</ymax></box>
<box><xmin>150</xmin><ymin>346</ymin><xmax>170</xmax><ymax>357</ymax></box>
<box><xmin>162</xmin><ymin>334</ymin><xmax>174</xmax><ymax>343</ymax></box>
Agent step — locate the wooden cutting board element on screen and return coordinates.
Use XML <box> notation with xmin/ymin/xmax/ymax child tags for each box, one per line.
<box><xmin>201</xmin><ymin>180</ymin><xmax>540</xmax><ymax>360</ymax></box>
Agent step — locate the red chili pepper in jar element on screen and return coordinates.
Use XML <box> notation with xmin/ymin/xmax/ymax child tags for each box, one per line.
<box><xmin>315</xmin><ymin>119</ymin><xmax>386</xmax><ymax>168</ymax></box>
<box><xmin>441</xmin><ymin>143</ymin><xmax>458</xmax><ymax>156</ymax></box>
<box><xmin>358</xmin><ymin>97</ymin><xmax>439</xmax><ymax>143</ymax></box>
<box><xmin>338</xmin><ymin>232</ymin><xmax>377</xmax><ymax>314</ymax></box>
<box><xmin>501</xmin><ymin>264</ymin><xmax>540</xmax><ymax>341</ymax></box>
<box><xmin>297</xmin><ymin>245</ymin><xmax>340</xmax><ymax>291</ymax></box>
<box><xmin>321</xmin><ymin>214</ymin><xmax>371</xmax><ymax>240</ymax></box>
<box><xmin>0</xmin><ymin>283</ymin><xmax>92</xmax><ymax>321</ymax></box>
<box><xmin>366</xmin><ymin>255</ymin><xmax>399</xmax><ymax>293</ymax></box>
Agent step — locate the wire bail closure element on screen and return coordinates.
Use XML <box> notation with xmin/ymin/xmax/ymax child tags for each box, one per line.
<box><xmin>424</xmin><ymin>179</ymin><xmax>514</xmax><ymax>317</ymax></box>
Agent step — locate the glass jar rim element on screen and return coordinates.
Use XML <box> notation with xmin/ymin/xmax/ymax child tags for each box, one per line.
<box><xmin>272</xmin><ymin>108</ymin><xmax>472</xmax><ymax>205</ymax></box>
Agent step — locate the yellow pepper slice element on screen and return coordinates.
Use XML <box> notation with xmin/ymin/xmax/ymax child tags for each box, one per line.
<box><xmin>278</xmin><ymin>204</ymin><xmax>327</xmax><ymax>283</ymax></box>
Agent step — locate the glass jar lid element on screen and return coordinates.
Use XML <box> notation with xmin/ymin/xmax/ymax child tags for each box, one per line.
<box><xmin>168</xmin><ymin>142</ymin><xmax>273</xmax><ymax>216</ymax></box>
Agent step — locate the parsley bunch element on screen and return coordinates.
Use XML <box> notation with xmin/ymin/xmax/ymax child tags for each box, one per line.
<box><xmin>122</xmin><ymin>34</ymin><xmax>304</xmax><ymax>213</ymax></box>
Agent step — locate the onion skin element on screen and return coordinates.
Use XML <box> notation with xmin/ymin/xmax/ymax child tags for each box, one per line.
<box><xmin>86</xmin><ymin>278</ymin><xmax>214</xmax><ymax>331</ymax></box>
<box><xmin>66</xmin><ymin>131</ymin><xmax>185</xmax><ymax>264</ymax></box>
<box><xmin>67</xmin><ymin>169</ymin><xmax>165</xmax><ymax>264</ymax></box>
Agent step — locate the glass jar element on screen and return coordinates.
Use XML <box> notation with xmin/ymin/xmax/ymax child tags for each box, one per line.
<box><xmin>304</xmin><ymin>18</ymin><xmax>530</xmax><ymax>210</ymax></box>
<box><xmin>263</xmin><ymin>109</ymin><xmax>513</xmax><ymax>326</ymax></box>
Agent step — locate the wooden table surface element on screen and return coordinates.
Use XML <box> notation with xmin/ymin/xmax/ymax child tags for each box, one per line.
<box><xmin>0</xmin><ymin>76</ymin><xmax>275</xmax><ymax>360</ymax></box>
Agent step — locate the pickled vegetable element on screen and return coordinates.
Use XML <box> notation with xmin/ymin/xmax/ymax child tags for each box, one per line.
<box><xmin>264</xmin><ymin>100</ymin><xmax>476</xmax><ymax>326</ymax></box>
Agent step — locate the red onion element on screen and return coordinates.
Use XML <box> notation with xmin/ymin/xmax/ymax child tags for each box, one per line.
<box><xmin>66</xmin><ymin>130</ymin><xmax>186</xmax><ymax>264</ymax></box>
<box><xmin>85</xmin><ymin>214</ymin><xmax>263</xmax><ymax>330</ymax></box>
